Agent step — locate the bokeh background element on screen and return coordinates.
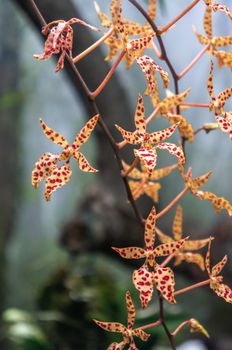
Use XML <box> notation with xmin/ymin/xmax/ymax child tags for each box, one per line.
<box><xmin>0</xmin><ymin>0</ymin><xmax>231</xmax><ymax>349</ymax></box>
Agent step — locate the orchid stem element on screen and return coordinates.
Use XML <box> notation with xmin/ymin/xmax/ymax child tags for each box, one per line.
<box><xmin>121</xmin><ymin>157</ymin><xmax>139</xmax><ymax>177</ymax></box>
<box><xmin>181</xmin><ymin>102</ymin><xmax>209</xmax><ymax>108</ymax></box>
<box><xmin>73</xmin><ymin>27</ymin><xmax>114</xmax><ymax>63</ymax></box>
<box><xmin>172</xmin><ymin>320</ymin><xmax>190</xmax><ymax>337</ymax></box>
<box><xmin>175</xmin><ymin>279</ymin><xmax>211</xmax><ymax>296</ymax></box>
<box><xmin>159</xmin><ymin>0</ymin><xmax>201</xmax><ymax>34</ymax></box>
<box><xmin>91</xmin><ymin>50</ymin><xmax>126</xmax><ymax>98</ymax></box>
<box><xmin>156</xmin><ymin>186</ymin><xmax>188</xmax><ymax>220</ymax></box>
<box><xmin>139</xmin><ymin>319</ymin><xmax>161</xmax><ymax>331</ymax></box>
<box><xmin>178</xmin><ymin>44</ymin><xmax>210</xmax><ymax>79</ymax></box>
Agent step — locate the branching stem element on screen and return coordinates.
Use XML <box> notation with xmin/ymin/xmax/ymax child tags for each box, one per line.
<box><xmin>73</xmin><ymin>27</ymin><xmax>114</xmax><ymax>63</ymax></box>
<box><xmin>159</xmin><ymin>0</ymin><xmax>201</xmax><ymax>34</ymax></box>
<box><xmin>175</xmin><ymin>279</ymin><xmax>211</xmax><ymax>296</ymax></box>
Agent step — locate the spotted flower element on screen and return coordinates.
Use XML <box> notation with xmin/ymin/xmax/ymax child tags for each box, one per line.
<box><xmin>206</xmin><ymin>238</ymin><xmax>232</xmax><ymax>303</ymax></box>
<box><xmin>194</xmin><ymin>6</ymin><xmax>232</xmax><ymax>68</ymax></box>
<box><xmin>123</xmin><ymin>161</ymin><xmax>177</xmax><ymax>202</ymax></box>
<box><xmin>115</xmin><ymin>95</ymin><xmax>185</xmax><ymax>175</ymax></box>
<box><xmin>157</xmin><ymin>205</ymin><xmax>210</xmax><ymax>271</ymax></box>
<box><xmin>208</xmin><ymin>61</ymin><xmax>232</xmax><ymax>139</ymax></box>
<box><xmin>94</xmin><ymin>0</ymin><xmax>156</xmax><ymax>67</ymax></box>
<box><xmin>32</xmin><ymin>115</ymin><xmax>99</xmax><ymax>200</ymax></box>
<box><xmin>34</xmin><ymin>18</ymin><xmax>100</xmax><ymax>72</ymax></box>
<box><xmin>113</xmin><ymin>207</ymin><xmax>188</xmax><ymax>307</ymax></box>
<box><xmin>179</xmin><ymin>165</ymin><xmax>232</xmax><ymax>216</ymax></box>
<box><xmin>94</xmin><ymin>291</ymin><xmax>150</xmax><ymax>350</ymax></box>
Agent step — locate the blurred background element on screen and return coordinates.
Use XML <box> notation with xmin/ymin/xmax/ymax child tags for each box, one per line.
<box><xmin>0</xmin><ymin>0</ymin><xmax>231</xmax><ymax>349</ymax></box>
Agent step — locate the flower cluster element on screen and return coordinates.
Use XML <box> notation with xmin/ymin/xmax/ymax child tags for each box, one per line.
<box><xmin>31</xmin><ymin>0</ymin><xmax>232</xmax><ymax>348</ymax></box>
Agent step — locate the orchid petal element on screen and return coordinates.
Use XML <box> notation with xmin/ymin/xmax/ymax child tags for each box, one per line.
<box><xmin>39</xmin><ymin>118</ymin><xmax>68</xmax><ymax>148</ymax></box>
<box><xmin>45</xmin><ymin>162</ymin><xmax>72</xmax><ymax>201</ymax></box>
<box><xmin>157</xmin><ymin>142</ymin><xmax>185</xmax><ymax>164</ymax></box>
<box><xmin>172</xmin><ymin>205</ymin><xmax>183</xmax><ymax>241</ymax></box>
<box><xmin>154</xmin><ymin>266</ymin><xmax>176</xmax><ymax>304</ymax></box>
<box><xmin>112</xmin><ymin>247</ymin><xmax>146</xmax><ymax>259</ymax></box>
<box><xmin>72</xmin><ymin>115</ymin><xmax>99</xmax><ymax>150</ymax></box>
<box><xmin>133</xmin><ymin>267</ymin><xmax>155</xmax><ymax>308</ymax></box>
<box><xmin>32</xmin><ymin>152</ymin><xmax>59</xmax><ymax>188</ymax></box>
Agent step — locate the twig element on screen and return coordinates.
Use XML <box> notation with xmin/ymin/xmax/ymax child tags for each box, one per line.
<box><xmin>178</xmin><ymin>44</ymin><xmax>210</xmax><ymax>79</ymax></box>
<box><xmin>121</xmin><ymin>157</ymin><xmax>139</xmax><ymax>177</ymax></box>
<box><xmin>172</xmin><ymin>320</ymin><xmax>190</xmax><ymax>337</ymax></box>
<box><xmin>175</xmin><ymin>279</ymin><xmax>210</xmax><ymax>296</ymax></box>
<box><xmin>73</xmin><ymin>27</ymin><xmax>114</xmax><ymax>63</ymax></box>
<box><xmin>139</xmin><ymin>319</ymin><xmax>161</xmax><ymax>331</ymax></box>
<box><xmin>181</xmin><ymin>102</ymin><xmax>209</xmax><ymax>108</ymax></box>
<box><xmin>158</xmin><ymin>293</ymin><xmax>177</xmax><ymax>350</ymax></box>
<box><xmin>91</xmin><ymin>50</ymin><xmax>126</xmax><ymax>98</ymax></box>
<box><xmin>159</xmin><ymin>0</ymin><xmax>201</xmax><ymax>34</ymax></box>
<box><xmin>156</xmin><ymin>186</ymin><xmax>188</xmax><ymax>220</ymax></box>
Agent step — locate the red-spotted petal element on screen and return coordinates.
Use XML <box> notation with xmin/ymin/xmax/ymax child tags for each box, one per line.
<box><xmin>172</xmin><ymin>205</ymin><xmax>183</xmax><ymax>241</ymax></box>
<box><xmin>212</xmin><ymin>255</ymin><xmax>228</xmax><ymax>277</ymax></box>
<box><xmin>132</xmin><ymin>328</ymin><xmax>150</xmax><ymax>341</ymax></box>
<box><xmin>94</xmin><ymin>320</ymin><xmax>126</xmax><ymax>333</ymax></box>
<box><xmin>74</xmin><ymin>151</ymin><xmax>98</xmax><ymax>173</ymax></box>
<box><xmin>133</xmin><ymin>267</ymin><xmax>155</xmax><ymax>309</ymax></box>
<box><xmin>157</xmin><ymin>142</ymin><xmax>185</xmax><ymax>164</ymax></box>
<box><xmin>126</xmin><ymin>291</ymin><xmax>135</xmax><ymax>329</ymax></box>
<box><xmin>44</xmin><ymin>162</ymin><xmax>72</xmax><ymax>201</ymax></box>
<box><xmin>39</xmin><ymin>118</ymin><xmax>68</xmax><ymax>148</ymax></box>
<box><xmin>215</xmin><ymin>113</ymin><xmax>232</xmax><ymax>140</ymax></box>
<box><xmin>134</xmin><ymin>95</ymin><xmax>146</xmax><ymax>134</ymax></box>
<box><xmin>72</xmin><ymin>115</ymin><xmax>99</xmax><ymax>150</ymax></box>
<box><xmin>154</xmin><ymin>238</ymin><xmax>187</xmax><ymax>257</ymax></box>
<box><xmin>149</xmin><ymin>123</ymin><xmax>180</xmax><ymax>144</ymax></box>
<box><xmin>107</xmin><ymin>342</ymin><xmax>125</xmax><ymax>350</ymax></box>
<box><xmin>210</xmin><ymin>4</ymin><xmax>232</xmax><ymax>20</ymax></box>
<box><xmin>144</xmin><ymin>207</ymin><xmax>156</xmax><ymax>250</ymax></box>
<box><xmin>115</xmin><ymin>124</ymin><xmax>142</xmax><ymax>145</ymax></box>
<box><xmin>134</xmin><ymin>147</ymin><xmax>157</xmax><ymax>175</ymax></box>
<box><xmin>174</xmin><ymin>252</ymin><xmax>205</xmax><ymax>271</ymax></box>
<box><xmin>212</xmin><ymin>283</ymin><xmax>232</xmax><ymax>303</ymax></box>
<box><xmin>112</xmin><ymin>247</ymin><xmax>146</xmax><ymax>259</ymax></box>
<box><xmin>154</xmin><ymin>266</ymin><xmax>176</xmax><ymax>304</ymax></box>
<box><xmin>32</xmin><ymin>152</ymin><xmax>59</xmax><ymax>188</ymax></box>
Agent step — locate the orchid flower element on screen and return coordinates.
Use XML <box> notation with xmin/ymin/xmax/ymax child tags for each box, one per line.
<box><xmin>208</xmin><ymin>61</ymin><xmax>232</xmax><ymax>139</ymax></box>
<box><xmin>194</xmin><ymin>6</ymin><xmax>232</xmax><ymax>68</ymax></box>
<box><xmin>206</xmin><ymin>238</ymin><xmax>232</xmax><ymax>303</ymax></box>
<box><xmin>32</xmin><ymin>115</ymin><xmax>99</xmax><ymax>200</ymax></box>
<box><xmin>94</xmin><ymin>291</ymin><xmax>150</xmax><ymax>350</ymax></box>
<box><xmin>179</xmin><ymin>165</ymin><xmax>232</xmax><ymax>216</ymax></box>
<box><xmin>34</xmin><ymin>18</ymin><xmax>100</xmax><ymax>72</ymax></box>
<box><xmin>116</xmin><ymin>95</ymin><xmax>185</xmax><ymax>175</ymax></box>
<box><xmin>113</xmin><ymin>207</ymin><xmax>188</xmax><ymax>307</ymax></box>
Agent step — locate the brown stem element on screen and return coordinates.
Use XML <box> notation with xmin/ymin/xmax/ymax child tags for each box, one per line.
<box><xmin>139</xmin><ymin>319</ymin><xmax>161</xmax><ymax>331</ymax></box>
<box><xmin>156</xmin><ymin>186</ymin><xmax>188</xmax><ymax>220</ymax></box>
<box><xmin>178</xmin><ymin>44</ymin><xmax>210</xmax><ymax>79</ymax></box>
<box><xmin>172</xmin><ymin>320</ymin><xmax>191</xmax><ymax>337</ymax></box>
<box><xmin>181</xmin><ymin>102</ymin><xmax>209</xmax><ymax>108</ymax></box>
<box><xmin>73</xmin><ymin>27</ymin><xmax>114</xmax><ymax>63</ymax></box>
<box><xmin>158</xmin><ymin>293</ymin><xmax>176</xmax><ymax>350</ymax></box>
<box><xmin>175</xmin><ymin>279</ymin><xmax>210</xmax><ymax>296</ymax></box>
<box><xmin>91</xmin><ymin>50</ymin><xmax>126</xmax><ymax>98</ymax></box>
<box><xmin>29</xmin><ymin>0</ymin><xmax>145</xmax><ymax>228</ymax></box>
<box><xmin>121</xmin><ymin>157</ymin><xmax>139</xmax><ymax>177</ymax></box>
<box><xmin>159</xmin><ymin>0</ymin><xmax>201</xmax><ymax>34</ymax></box>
